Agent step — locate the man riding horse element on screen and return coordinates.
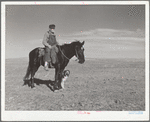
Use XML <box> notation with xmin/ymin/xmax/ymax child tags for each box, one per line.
<box><xmin>23</xmin><ymin>24</ymin><xmax>85</xmax><ymax>91</ymax></box>
<box><xmin>43</xmin><ymin>24</ymin><xmax>58</xmax><ymax>71</ymax></box>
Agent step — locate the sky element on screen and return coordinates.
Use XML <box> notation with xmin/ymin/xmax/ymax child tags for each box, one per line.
<box><xmin>5</xmin><ymin>3</ymin><xmax>145</xmax><ymax>59</ymax></box>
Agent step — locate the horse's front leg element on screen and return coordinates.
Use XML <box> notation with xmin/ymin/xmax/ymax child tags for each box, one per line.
<box><xmin>58</xmin><ymin>68</ymin><xmax>65</xmax><ymax>89</ymax></box>
<box><xmin>53</xmin><ymin>65</ymin><xmax>61</xmax><ymax>90</ymax></box>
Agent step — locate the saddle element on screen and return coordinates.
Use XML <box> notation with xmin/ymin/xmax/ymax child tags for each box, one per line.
<box><xmin>38</xmin><ymin>46</ymin><xmax>59</xmax><ymax>65</ymax></box>
<box><xmin>38</xmin><ymin>46</ymin><xmax>59</xmax><ymax>57</ymax></box>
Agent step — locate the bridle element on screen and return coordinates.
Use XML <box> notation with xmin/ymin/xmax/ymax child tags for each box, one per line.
<box><xmin>58</xmin><ymin>45</ymin><xmax>80</xmax><ymax>61</ymax></box>
<box><xmin>75</xmin><ymin>48</ymin><xmax>79</xmax><ymax>60</ymax></box>
<box><xmin>58</xmin><ymin>45</ymin><xmax>70</xmax><ymax>60</ymax></box>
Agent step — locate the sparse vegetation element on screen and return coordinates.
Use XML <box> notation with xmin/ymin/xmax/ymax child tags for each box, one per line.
<box><xmin>5</xmin><ymin>58</ymin><xmax>145</xmax><ymax>110</ymax></box>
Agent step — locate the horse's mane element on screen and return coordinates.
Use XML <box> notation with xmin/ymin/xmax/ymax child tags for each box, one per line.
<box><xmin>60</xmin><ymin>40</ymin><xmax>80</xmax><ymax>47</ymax></box>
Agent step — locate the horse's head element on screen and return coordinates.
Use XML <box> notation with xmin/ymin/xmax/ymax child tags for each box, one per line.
<box><xmin>74</xmin><ymin>41</ymin><xmax>85</xmax><ymax>64</ymax></box>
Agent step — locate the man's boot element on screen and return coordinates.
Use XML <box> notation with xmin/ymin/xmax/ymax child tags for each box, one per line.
<box><xmin>44</xmin><ymin>62</ymin><xmax>49</xmax><ymax>71</ymax></box>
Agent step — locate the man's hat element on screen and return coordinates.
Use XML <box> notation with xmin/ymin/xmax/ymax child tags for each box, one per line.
<box><xmin>49</xmin><ymin>24</ymin><xmax>55</xmax><ymax>29</ymax></box>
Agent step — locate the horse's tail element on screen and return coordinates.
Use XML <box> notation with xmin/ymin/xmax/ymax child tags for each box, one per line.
<box><xmin>29</xmin><ymin>48</ymin><xmax>39</xmax><ymax>66</ymax></box>
<box><xmin>23</xmin><ymin>63</ymin><xmax>31</xmax><ymax>82</ymax></box>
<box><xmin>23</xmin><ymin>48</ymin><xmax>40</xmax><ymax>82</ymax></box>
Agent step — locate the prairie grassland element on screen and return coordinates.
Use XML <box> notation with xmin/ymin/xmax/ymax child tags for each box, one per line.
<box><xmin>5</xmin><ymin>58</ymin><xmax>145</xmax><ymax>111</ymax></box>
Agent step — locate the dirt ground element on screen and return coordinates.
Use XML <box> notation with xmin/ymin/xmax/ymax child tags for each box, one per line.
<box><xmin>5</xmin><ymin>58</ymin><xmax>145</xmax><ymax>111</ymax></box>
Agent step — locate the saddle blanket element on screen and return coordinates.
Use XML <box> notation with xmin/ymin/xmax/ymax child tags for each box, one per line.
<box><xmin>38</xmin><ymin>47</ymin><xmax>45</xmax><ymax>57</ymax></box>
<box><xmin>38</xmin><ymin>45</ymin><xmax>59</xmax><ymax>58</ymax></box>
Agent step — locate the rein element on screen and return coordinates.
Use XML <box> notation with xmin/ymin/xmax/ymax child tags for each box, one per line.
<box><xmin>75</xmin><ymin>48</ymin><xmax>79</xmax><ymax>60</ymax></box>
<box><xmin>58</xmin><ymin>45</ymin><xmax>70</xmax><ymax>60</ymax></box>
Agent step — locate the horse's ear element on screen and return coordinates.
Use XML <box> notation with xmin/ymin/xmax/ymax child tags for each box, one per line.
<box><xmin>81</xmin><ymin>41</ymin><xmax>85</xmax><ymax>45</ymax></box>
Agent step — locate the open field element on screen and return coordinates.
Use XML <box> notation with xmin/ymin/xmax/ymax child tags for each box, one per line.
<box><xmin>5</xmin><ymin>58</ymin><xmax>145</xmax><ymax>111</ymax></box>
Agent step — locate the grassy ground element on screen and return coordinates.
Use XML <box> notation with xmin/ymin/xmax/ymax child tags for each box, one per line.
<box><xmin>5</xmin><ymin>58</ymin><xmax>145</xmax><ymax>111</ymax></box>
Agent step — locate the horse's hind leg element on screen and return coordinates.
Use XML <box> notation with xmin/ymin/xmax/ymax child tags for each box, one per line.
<box><xmin>23</xmin><ymin>64</ymin><xmax>31</xmax><ymax>85</ymax></box>
<box><xmin>30</xmin><ymin>66</ymin><xmax>39</xmax><ymax>88</ymax></box>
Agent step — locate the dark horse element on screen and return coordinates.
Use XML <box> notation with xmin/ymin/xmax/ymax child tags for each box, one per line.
<box><xmin>23</xmin><ymin>40</ymin><xmax>85</xmax><ymax>91</ymax></box>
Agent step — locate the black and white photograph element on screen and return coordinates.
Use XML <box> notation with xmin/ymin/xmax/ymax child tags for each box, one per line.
<box><xmin>1</xmin><ymin>1</ymin><xmax>149</xmax><ymax>121</ymax></box>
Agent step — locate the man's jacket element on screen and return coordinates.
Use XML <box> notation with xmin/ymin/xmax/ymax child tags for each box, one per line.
<box><xmin>42</xmin><ymin>31</ymin><xmax>58</xmax><ymax>47</ymax></box>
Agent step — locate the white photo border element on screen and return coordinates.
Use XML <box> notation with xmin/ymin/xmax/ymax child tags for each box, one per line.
<box><xmin>1</xmin><ymin>1</ymin><xmax>149</xmax><ymax>121</ymax></box>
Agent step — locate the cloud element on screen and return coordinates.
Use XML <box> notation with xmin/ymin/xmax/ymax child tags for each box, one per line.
<box><xmin>6</xmin><ymin>28</ymin><xmax>145</xmax><ymax>59</ymax></box>
<box><xmin>27</xmin><ymin>28</ymin><xmax>145</xmax><ymax>46</ymax></box>
<box><xmin>56</xmin><ymin>28</ymin><xmax>145</xmax><ymax>59</ymax></box>
<box><xmin>25</xmin><ymin>28</ymin><xmax>144</xmax><ymax>50</ymax></box>
<box><xmin>63</xmin><ymin>28</ymin><xmax>145</xmax><ymax>39</ymax></box>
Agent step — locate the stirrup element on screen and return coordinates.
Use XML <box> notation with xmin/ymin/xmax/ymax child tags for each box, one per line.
<box><xmin>44</xmin><ymin>66</ymin><xmax>49</xmax><ymax>71</ymax></box>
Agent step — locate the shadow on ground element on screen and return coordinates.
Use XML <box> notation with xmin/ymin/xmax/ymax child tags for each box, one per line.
<box><xmin>24</xmin><ymin>78</ymin><xmax>55</xmax><ymax>91</ymax></box>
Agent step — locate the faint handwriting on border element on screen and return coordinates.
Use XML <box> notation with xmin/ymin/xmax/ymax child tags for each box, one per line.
<box><xmin>77</xmin><ymin>111</ymin><xmax>91</xmax><ymax>114</ymax></box>
<box><xmin>129</xmin><ymin>111</ymin><xmax>143</xmax><ymax>114</ymax></box>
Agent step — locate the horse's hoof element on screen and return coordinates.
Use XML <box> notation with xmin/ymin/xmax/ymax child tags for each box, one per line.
<box><xmin>31</xmin><ymin>85</ymin><xmax>35</xmax><ymax>88</ymax></box>
<box><xmin>52</xmin><ymin>86</ymin><xmax>59</xmax><ymax>92</ymax></box>
<box><xmin>53</xmin><ymin>85</ymin><xmax>59</xmax><ymax>90</ymax></box>
<box><xmin>59</xmin><ymin>89</ymin><xmax>64</xmax><ymax>92</ymax></box>
<box><xmin>51</xmin><ymin>87</ymin><xmax>55</xmax><ymax>92</ymax></box>
<box><xmin>32</xmin><ymin>87</ymin><xmax>36</xmax><ymax>89</ymax></box>
<box><xmin>58</xmin><ymin>86</ymin><xmax>62</xmax><ymax>90</ymax></box>
<box><xmin>54</xmin><ymin>90</ymin><xmax>59</xmax><ymax>93</ymax></box>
